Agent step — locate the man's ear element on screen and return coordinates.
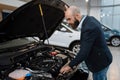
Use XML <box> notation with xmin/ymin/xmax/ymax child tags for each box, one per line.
<box><xmin>75</xmin><ymin>13</ymin><xmax>80</xmax><ymax>20</ymax></box>
<box><xmin>74</xmin><ymin>13</ymin><xmax>78</xmax><ymax>19</ymax></box>
<box><xmin>74</xmin><ymin>13</ymin><xmax>82</xmax><ymax>21</ymax></box>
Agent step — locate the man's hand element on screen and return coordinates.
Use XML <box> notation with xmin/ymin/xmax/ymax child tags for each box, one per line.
<box><xmin>60</xmin><ymin>65</ymin><xmax>72</xmax><ymax>74</ymax></box>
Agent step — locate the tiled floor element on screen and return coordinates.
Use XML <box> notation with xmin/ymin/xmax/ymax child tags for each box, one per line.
<box><xmin>88</xmin><ymin>46</ymin><xmax>120</xmax><ymax>80</ymax></box>
<box><xmin>107</xmin><ymin>46</ymin><xmax>120</xmax><ymax>80</ymax></box>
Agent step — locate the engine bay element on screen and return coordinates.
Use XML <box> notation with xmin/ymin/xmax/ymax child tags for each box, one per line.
<box><xmin>0</xmin><ymin>42</ymin><xmax>75</xmax><ymax>80</ymax></box>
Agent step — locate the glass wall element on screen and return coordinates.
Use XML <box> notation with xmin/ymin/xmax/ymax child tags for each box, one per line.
<box><xmin>101</xmin><ymin>0</ymin><xmax>120</xmax><ymax>31</ymax></box>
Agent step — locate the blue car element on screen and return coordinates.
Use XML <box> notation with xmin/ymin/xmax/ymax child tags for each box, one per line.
<box><xmin>102</xmin><ymin>25</ymin><xmax>120</xmax><ymax>47</ymax></box>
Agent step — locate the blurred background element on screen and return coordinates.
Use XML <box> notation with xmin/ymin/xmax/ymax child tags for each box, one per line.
<box><xmin>0</xmin><ymin>0</ymin><xmax>120</xmax><ymax>30</ymax></box>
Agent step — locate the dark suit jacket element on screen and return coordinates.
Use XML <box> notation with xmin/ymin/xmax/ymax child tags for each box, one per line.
<box><xmin>69</xmin><ymin>16</ymin><xmax>113</xmax><ymax>72</ymax></box>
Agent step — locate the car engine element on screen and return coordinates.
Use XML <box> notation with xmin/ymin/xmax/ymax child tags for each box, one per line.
<box><xmin>0</xmin><ymin>43</ymin><xmax>75</xmax><ymax>80</ymax></box>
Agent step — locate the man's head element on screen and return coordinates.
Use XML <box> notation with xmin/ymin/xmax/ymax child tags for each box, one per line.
<box><xmin>65</xmin><ymin>6</ymin><xmax>82</xmax><ymax>29</ymax></box>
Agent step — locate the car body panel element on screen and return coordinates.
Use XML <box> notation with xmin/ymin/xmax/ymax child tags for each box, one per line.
<box><xmin>45</xmin><ymin>23</ymin><xmax>80</xmax><ymax>48</ymax></box>
<box><xmin>102</xmin><ymin>25</ymin><xmax>120</xmax><ymax>41</ymax></box>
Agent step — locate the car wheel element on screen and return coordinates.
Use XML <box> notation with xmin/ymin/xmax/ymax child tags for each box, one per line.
<box><xmin>70</xmin><ymin>42</ymin><xmax>80</xmax><ymax>55</ymax></box>
<box><xmin>70</xmin><ymin>42</ymin><xmax>89</xmax><ymax>74</ymax></box>
<box><xmin>110</xmin><ymin>37</ymin><xmax>120</xmax><ymax>47</ymax></box>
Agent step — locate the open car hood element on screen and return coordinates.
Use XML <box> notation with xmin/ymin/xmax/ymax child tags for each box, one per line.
<box><xmin>0</xmin><ymin>0</ymin><xmax>68</xmax><ymax>42</ymax></box>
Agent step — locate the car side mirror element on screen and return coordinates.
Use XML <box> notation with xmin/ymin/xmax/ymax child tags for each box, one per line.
<box><xmin>60</xmin><ymin>27</ymin><xmax>67</xmax><ymax>32</ymax></box>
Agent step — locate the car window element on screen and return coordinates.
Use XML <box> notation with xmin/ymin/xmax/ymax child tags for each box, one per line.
<box><xmin>102</xmin><ymin>25</ymin><xmax>110</xmax><ymax>31</ymax></box>
<box><xmin>57</xmin><ymin>24</ymin><xmax>72</xmax><ymax>33</ymax></box>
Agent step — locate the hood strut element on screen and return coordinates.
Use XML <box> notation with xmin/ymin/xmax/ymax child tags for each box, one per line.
<box><xmin>39</xmin><ymin>4</ymin><xmax>49</xmax><ymax>44</ymax></box>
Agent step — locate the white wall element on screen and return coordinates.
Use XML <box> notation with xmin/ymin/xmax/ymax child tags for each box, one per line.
<box><xmin>0</xmin><ymin>0</ymin><xmax>26</xmax><ymax>8</ymax></box>
<box><xmin>0</xmin><ymin>0</ymin><xmax>26</xmax><ymax>21</ymax></box>
<box><xmin>90</xmin><ymin>0</ymin><xmax>101</xmax><ymax>21</ymax></box>
<box><xmin>63</xmin><ymin>0</ymin><xmax>87</xmax><ymax>15</ymax></box>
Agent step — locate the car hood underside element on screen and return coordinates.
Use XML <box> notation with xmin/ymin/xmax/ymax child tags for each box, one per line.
<box><xmin>0</xmin><ymin>0</ymin><xmax>68</xmax><ymax>42</ymax></box>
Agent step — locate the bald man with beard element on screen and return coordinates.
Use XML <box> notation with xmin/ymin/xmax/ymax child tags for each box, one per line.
<box><xmin>60</xmin><ymin>6</ymin><xmax>112</xmax><ymax>80</ymax></box>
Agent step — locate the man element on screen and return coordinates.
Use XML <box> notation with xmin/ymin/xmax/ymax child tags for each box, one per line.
<box><xmin>60</xmin><ymin>6</ymin><xmax>113</xmax><ymax>80</ymax></box>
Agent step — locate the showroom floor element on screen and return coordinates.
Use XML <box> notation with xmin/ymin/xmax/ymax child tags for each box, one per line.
<box><xmin>88</xmin><ymin>46</ymin><xmax>120</xmax><ymax>80</ymax></box>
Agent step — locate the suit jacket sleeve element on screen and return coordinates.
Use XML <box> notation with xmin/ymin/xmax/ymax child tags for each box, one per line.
<box><xmin>69</xmin><ymin>22</ymin><xmax>98</xmax><ymax>69</ymax></box>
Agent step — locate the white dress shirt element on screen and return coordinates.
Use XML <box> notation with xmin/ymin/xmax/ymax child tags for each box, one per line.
<box><xmin>76</xmin><ymin>15</ymin><xmax>87</xmax><ymax>31</ymax></box>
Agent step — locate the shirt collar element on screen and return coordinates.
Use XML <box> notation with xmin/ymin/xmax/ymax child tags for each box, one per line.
<box><xmin>76</xmin><ymin>15</ymin><xmax>87</xmax><ymax>31</ymax></box>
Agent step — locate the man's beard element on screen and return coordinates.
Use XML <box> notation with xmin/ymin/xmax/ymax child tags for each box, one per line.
<box><xmin>70</xmin><ymin>19</ymin><xmax>80</xmax><ymax>29</ymax></box>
